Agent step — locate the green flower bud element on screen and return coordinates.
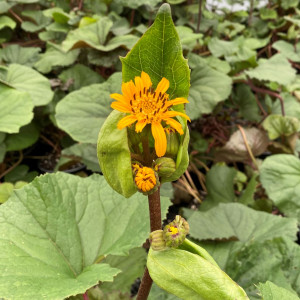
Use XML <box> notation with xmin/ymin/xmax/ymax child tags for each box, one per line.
<box><xmin>154</xmin><ymin>157</ymin><xmax>176</xmax><ymax>178</ymax></box>
<box><xmin>149</xmin><ymin>230</ymin><xmax>166</xmax><ymax>251</ymax></box>
<box><xmin>163</xmin><ymin>215</ymin><xmax>189</xmax><ymax>248</ymax></box>
<box><xmin>165</xmin><ymin>128</ymin><xmax>180</xmax><ymax>157</ymax></box>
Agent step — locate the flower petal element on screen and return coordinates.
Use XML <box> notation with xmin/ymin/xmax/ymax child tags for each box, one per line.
<box><xmin>110</xmin><ymin>93</ymin><xmax>128</xmax><ymax>105</ymax></box>
<box><xmin>163</xmin><ymin>110</ymin><xmax>191</xmax><ymax>122</ymax></box>
<box><xmin>165</xmin><ymin>97</ymin><xmax>189</xmax><ymax>108</ymax></box>
<box><xmin>135</xmin><ymin>119</ymin><xmax>147</xmax><ymax>132</ymax></box>
<box><xmin>117</xmin><ymin>115</ymin><xmax>137</xmax><ymax>129</ymax></box>
<box><xmin>151</xmin><ymin>122</ymin><xmax>167</xmax><ymax>157</ymax></box>
<box><xmin>165</xmin><ymin>118</ymin><xmax>184</xmax><ymax>135</ymax></box>
<box><xmin>155</xmin><ymin>77</ymin><xmax>169</xmax><ymax>96</ymax></box>
<box><xmin>135</xmin><ymin>76</ymin><xmax>143</xmax><ymax>96</ymax></box>
<box><xmin>111</xmin><ymin>101</ymin><xmax>131</xmax><ymax>113</ymax></box>
<box><xmin>122</xmin><ymin>81</ymin><xmax>135</xmax><ymax>100</ymax></box>
<box><xmin>141</xmin><ymin>71</ymin><xmax>152</xmax><ymax>90</ymax></box>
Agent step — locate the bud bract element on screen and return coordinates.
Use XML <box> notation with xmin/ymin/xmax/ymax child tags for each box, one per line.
<box><xmin>154</xmin><ymin>157</ymin><xmax>176</xmax><ymax>178</ymax></box>
<box><xmin>149</xmin><ymin>230</ymin><xmax>166</xmax><ymax>251</ymax></box>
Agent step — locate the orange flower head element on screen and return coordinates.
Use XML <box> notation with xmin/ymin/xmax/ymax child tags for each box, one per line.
<box><xmin>110</xmin><ymin>71</ymin><xmax>190</xmax><ymax>157</ymax></box>
<box><xmin>134</xmin><ymin>166</ymin><xmax>157</xmax><ymax>193</ymax></box>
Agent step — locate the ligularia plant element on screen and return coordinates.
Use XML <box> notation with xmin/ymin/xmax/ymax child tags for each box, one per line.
<box><xmin>0</xmin><ymin>3</ymin><xmax>249</xmax><ymax>300</ymax></box>
<box><xmin>98</xmin><ymin>4</ymin><xmax>249</xmax><ymax>300</ymax></box>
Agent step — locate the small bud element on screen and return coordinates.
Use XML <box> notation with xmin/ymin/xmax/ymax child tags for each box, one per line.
<box><xmin>154</xmin><ymin>157</ymin><xmax>176</xmax><ymax>178</ymax></box>
<box><xmin>149</xmin><ymin>230</ymin><xmax>166</xmax><ymax>251</ymax></box>
<box><xmin>163</xmin><ymin>215</ymin><xmax>189</xmax><ymax>248</ymax></box>
<box><xmin>165</xmin><ymin>128</ymin><xmax>180</xmax><ymax>157</ymax></box>
<box><xmin>133</xmin><ymin>166</ymin><xmax>160</xmax><ymax>195</ymax></box>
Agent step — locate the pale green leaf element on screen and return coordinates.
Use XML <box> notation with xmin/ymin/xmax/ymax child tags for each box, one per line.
<box><xmin>258</xmin><ymin>281</ymin><xmax>300</xmax><ymax>300</ymax></box>
<box><xmin>233</xmin><ymin>84</ymin><xmax>260</xmax><ymax>121</ymax></box>
<box><xmin>0</xmin><ymin>85</ymin><xmax>33</xmax><ymax>133</ymax></box>
<box><xmin>0</xmin><ymin>172</ymin><xmax>171</xmax><ymax>299</ymax></box>
<box><xmin>56</xmin><ymin>72</ymin><xmax>121</xmax><ymax>143</ymax></box>
<box><xmin>0</xmin><ymin>16</ymin><xmax>16</xmax><ymax>30</ymax></box>
<box><xmin>245</xmin><ymin>54</ymin><xmax>297</xmax><ymax>86</ymax></box>
<box><xmin>5</xmin><ymin>123</ymin><xmax>39</xmax><ymax>151</ymax></box>
<box><xmin>176</xmin><ymin>26</ymin><xmax>202</xmax><ymax>50</ymax></box>
<box><xmin>62</xmin><ymin>18</ymin><xmax>138</xmax><ymax>52</ymax></box>
<box><xmin>21</xmin><ymin>10</ymin><xmax>51</xmax><ymax>32</ymax></box>
<box><xmin>186</xmin><ymin>203</ymin><xmax>298</xmax><ymax>242</ymax></box>
<box><xmin>61</xmin><ymin>143</ymin><xmax>100</xmax><ymax>172</ymax></box>
<box><xmin>262</xmin><ymin>114</ymin><xmax>300</xmax><ymax>139</ymax></box>
<box><xmin>2</xmin><ymin>45</ymin><xmax>40</xmax><ymax>66</ymax></box>
<box><xmin>0</xmin><ymin>183</ymin><xmax>13</xmax><ymax>203</ymax></box>
<box><xmin>147</xmin><ymin>247</ymin><xmax>249</xmax><ymax>300</ymax></box>
<box><xmin>34</xmin><ymin>43</ymin><xmax>80</xmax><ymax>74</ymax></box>
<box><xmin>113</xmin><ymin>0</ymin><xmax>161</xmax><ymax>9</ymax></box>
<box><xmin>200</xmin><ymin>164</ymin><xmax>236</xmax><ymax>211</ymax></box>
<box><xmin>281</xmin><ymin>0</ymin><xmax>299</xmax><ymax>9</ymax></box>
<box><xmin>208</xmin><ymin>37</ymin><xmax>239</xmax><ymax>58</ymax></box>
<box><xmin>3</xmin><ymin>63</ymin><xmax>53</xmax><ymax>106</ymax></box>
<box><xmin>272</xmin><ymin>93</ymin><xmax>300</xmax><ymax>120</ymax></box>
<box><xmin>101</xmin><ymin>247</ymin><xmax>146</xmax><ymax>293</ymax></box>
<box><xmin>272</xmin><ymin>41</ymin><xmax>300</xmax><ymax>62</ymax></box>
<box><xmin>260</xmin><ymin>154</ymin><xmax>300</xmax><ymax>221</ymax></box>
<box><xmin>187</xmin><ymin>64</ymin><xmax>232</xmax><ymax>120</ymax></box>
<box><xmin>260</xmin><ymin>8</ymin><xmax>278</xmax><ymax>20</ymax></box>
<box><xmin>59</xmin><ymin>64</ymin><xmax>104</xmax><ymax>91</ymax></box>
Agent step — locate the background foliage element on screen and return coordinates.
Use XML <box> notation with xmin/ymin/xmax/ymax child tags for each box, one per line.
<box><xmin>0</xmin><ymin>0</ymin><xmax>300</xmax><ymax>299</ymax></box>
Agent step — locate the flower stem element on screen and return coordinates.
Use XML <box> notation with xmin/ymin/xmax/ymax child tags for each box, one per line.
<box><xmin>136</xmin><ymin>188</ymin><xmax>162</xmax><ymax>300</ymax></box>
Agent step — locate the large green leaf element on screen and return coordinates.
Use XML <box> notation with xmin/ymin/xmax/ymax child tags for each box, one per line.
<box><xmin>1</xmin><ymin>45</ymin><xmax>41</xmax><ymax>66</ymax></box>
<box><xmin>21</xmin><ymin>10</ymin><xmax>51</xmax><ymax>32</ymax></box>
<box><xmin>61</xmin><ymin>143</ymin><xmax>100</xmax><ymax>172</ymax></box>
<box><xmin>0</xmin><ymin>16</ymin><xmax>16</xmax><ymax>30</ymax></box>
<box><xmin>0</xmin><ymin>172</ymin><xmax>171</xmax><ymax>299</ymax></box>
<box><xmin>262</xmin><ymin>114</ymin><xmax>300</xmax><ymax>139</ymax></box>
<box><xmin>245</xmin><ymin>54</ymin><xmax>296</xmax><ymax>86</ymax></box>
<box><xmin>187</xmin><ymin>63</ymin><xmax>232</xmax><ymax>120</ymax></box>
<box><xmin>200</xmin><ymin>237</ymin><xmax>300</xmax><ymax>299</ymax></box>
<box><xmin>260</xmin><ymin>154</ymin><xmax>300</xmax><ymax>221</ymax></box>
<box><xmin>258</xmin><ymin>281</ymin><xmax>300</xmax><ymax>300</ymax></box>
<box><xmin>272</xmin><ymin>41</ymin><xmax>300</xmax><ymax>63</ymax></box>
<box><xmin>147</xmin><ymin>247</ymin><xmax>249</xmax><ymax>300</ymax></box>
<box><xmin>185</xmin><ymin>203</ymin><xmax>298</xmax><ymax>242</ymax></box>
<box><xmin>5</xmin><ymin>123</ymin><xmax>39</xmax><ymax>151</ymax></box>
<box><xmin>34</xmin><ymin>43</ymin><xmax>80</xmax><ymax>74</ymax></box>
<box><xmin>200</xmin><ymin>164</ymin><xmax>237</xmax><ymax>211</ymax></box>
<box><xmin>121</xmin><ymin>3</ymin><xmax>190</xmax><ymax>100</ymax></box>
<box><xmin>2</xmin><ymin>63</ymin><xmax>53</xmax><ymax>106</ymax></box>
<box><xmin>56</xmin><ymin>72</ymin><xmax>121</xmax><ymax>143</ymax></box>
<box><xmin>271</xmin><ymin>93</ymin><xmax>300</xmax><ymax>120</ymax></box>
<box><xmin>0</xmin><ymin>85</ymin><xmax>33</xmax><ymax>133</ymax></box>
<box><xmin>101</xmin><ymin>247</ymin><xmax>146</xmax><ymax>293</ymax></box>
<box><xmin>59</xmin><ymin>63</ymin><xmax>104</xmax><ymax>91</ymax></box>
<box><xmin>62</xmin><ymin>17</ymin><xmax>138</xmax><ymax>52</ymax></box>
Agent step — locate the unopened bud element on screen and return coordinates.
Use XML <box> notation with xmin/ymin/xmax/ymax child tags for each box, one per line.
<box><xmin>149</xmin><ymin>230</ymin><xmax>166</xmax><ymax>251</ymax></box>
<box><xmin>154</xmin><ymin>157</ymin><xmax>176</xmax><ymax>178</ymax></box>
<box><xmin>163</xmin><ymin>215</ymin><xmax>189</xmax><ymax>248</ymax></box>
<box><xmin>165</xmin><ymin>128</ymin><xmax>180</xmax><ymax>157</ymax></box>
<box><xmin>133</xmin><ymin>166</ymin><xmax>160</xmax><ymax>195</ymax></box>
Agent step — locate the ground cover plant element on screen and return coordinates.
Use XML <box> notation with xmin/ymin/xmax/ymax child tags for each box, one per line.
<box><xmin>0</xmin><ymin>0</ymin><xmax>300</xmax><ymax>299</ymax></box>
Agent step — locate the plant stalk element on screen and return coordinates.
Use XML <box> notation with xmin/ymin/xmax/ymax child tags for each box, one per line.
<box><xmin>136</xmin><ymin>188</ymin><xmax>162</xmax><ymax>300</ymax></box>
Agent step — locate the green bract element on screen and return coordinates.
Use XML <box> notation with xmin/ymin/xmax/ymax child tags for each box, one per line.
<box><xmin>147</xmin><ymin>247</ymin><xmax>249</xmax><ymax>300</ymax></box>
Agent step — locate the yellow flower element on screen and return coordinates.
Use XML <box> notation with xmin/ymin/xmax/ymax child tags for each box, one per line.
<box><xmin>110</xmin><ymin>71</ymin><xmax>190</xmax><ymax>157</ymax></box>
<box><xmin>134</xmin><ymin>166</ymin><xmax>157</xmax><ymax>193</ymax></box>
